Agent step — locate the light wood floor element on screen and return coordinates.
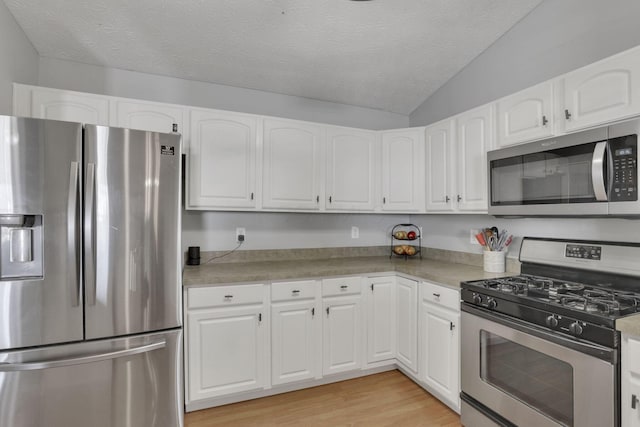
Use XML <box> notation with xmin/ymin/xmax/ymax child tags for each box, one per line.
<box><xmin>184</xmin><ymin>370</ymin><xmax>462</xmax><ymax>427</ymax></box>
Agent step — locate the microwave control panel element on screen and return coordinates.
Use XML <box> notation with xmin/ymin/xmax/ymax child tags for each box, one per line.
<box><xmin>610</xmin><ymin>135</ymin><xmax>637</xmax><ymax>201</ymax></box>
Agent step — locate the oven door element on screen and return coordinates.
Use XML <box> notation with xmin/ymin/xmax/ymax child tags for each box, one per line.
<box><xmin>461</xmin><ymin>307</ymin><xmax>616</xmax><ymax>427</ymax></box>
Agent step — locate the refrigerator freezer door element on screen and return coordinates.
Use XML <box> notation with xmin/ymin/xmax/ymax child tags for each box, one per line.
<box><xmin>0</xmin><ymin>329</ymin><xmax>183</xmax><ymax>427</ymax></box>
<box><xmin>84</xmin><ymin>126</ymin><xmax>181</xmax><ymax>339</ymax></box>
<box><xmin>0</xmin><ymin>116</ymin><xmax>83</xmax><ymax>351</ymax></box>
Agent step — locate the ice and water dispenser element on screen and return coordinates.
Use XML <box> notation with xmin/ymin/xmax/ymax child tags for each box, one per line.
<box><xmin>0</xmin><ymin>214</ymin><xmax>43</xmax><ymax>279</ymax></box>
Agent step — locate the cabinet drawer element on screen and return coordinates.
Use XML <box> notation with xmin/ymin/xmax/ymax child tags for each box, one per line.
<box><xmin>422</xmin><ymin>282</ymin><xmax>459</xmax><ymax>310</ymax></box>
<box><xmin>187</xmin><ymin>284</ymin><xmax>264</xmax><ymax>309</ymax></box>
<box><xmin>271</xmin><ymin>280</ymin><xmax>317</xmax><ymax>301</ymax></box>
<box><xmin>627</xmin><ymin>336</ymin><xmax>640</xmax><ymax>375</ymax></box>
<box><xmin>322</xmin><ymin>277</ymin><xmax>362</xmax><ymax>296</ymax></box>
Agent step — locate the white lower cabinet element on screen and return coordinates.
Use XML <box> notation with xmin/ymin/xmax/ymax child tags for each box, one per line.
<box><xmin>185</xmin><ymin>285</ymin><xmax>268</xmax><ymax>404</ymax></box>
<box><xmin>622</xmin><ymin>333</ymin><xmax>640</xmax><ymax>427</ymax></box>
<box><xmin>184</xmin><ymin>276</ymin><xmax>462</xmax><ymax>413</ymax></box>
<box><xmin>322</xmin><ymin>277</ymin><xmax>363</xmax><ymax>375</ymax></box>
<box><xmin>271</xmin><ymin>280</ymin><xmax>321</xmax><ymax>386</ymax></box>
<box><xmin>366</xmin><ymin>276</ymin><xmax>397</xmax><ymax>364</ymax></box>
<box><xmin>396</xmin><ymin>277</ymin><xmax>418</xmax><ymax>373</ymax></box>
<box><xmin>419</xmin><ymin>281</ymin><xmax>460</xmax><ymax>412</ymax></box>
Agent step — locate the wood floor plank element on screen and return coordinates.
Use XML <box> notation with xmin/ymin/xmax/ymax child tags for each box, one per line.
<box><xmin>184</xmin><ymin>370</ymin><xmax>462</xmax><ymax>427</ymax></box>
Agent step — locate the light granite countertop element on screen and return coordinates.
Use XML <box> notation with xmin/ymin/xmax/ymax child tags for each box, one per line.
<box><xmin>183</xmin><ymin>255</ymin><xmax>513</xmax><ymax>289</ymax></box>
<box><xmin>182</xmin><ymin>246</ymin><xmax>640</xmax><ymax>334</ymax></box>
<box><xmin>616</xmin><ymin>313</ymin><xmax>640</xmax><ymax>336</ymax></box>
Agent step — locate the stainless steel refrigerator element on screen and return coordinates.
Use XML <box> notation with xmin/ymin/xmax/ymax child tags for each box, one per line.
<box><xmin>0</xmin><ymin>116</ymin><xmax>183</xmax><ymax>427</ymax></box>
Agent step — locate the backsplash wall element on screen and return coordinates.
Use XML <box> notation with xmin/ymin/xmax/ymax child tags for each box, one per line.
<box><xmin>182</xmin><ymin>211</ymin><xmax>640</xmax><ymax>259</ymax></box>
<box><xmin>181</xmin><ymin>210</ymin><xmax>409</xmax><ymax>254</ymax></box>
<box><xmin>409</xmin><ymin>214</ymin><xmax>640</xmax><ymax>259</ymax></box>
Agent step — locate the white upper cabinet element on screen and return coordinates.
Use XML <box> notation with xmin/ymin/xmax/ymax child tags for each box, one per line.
<box><xmin>381</xmin><ymin>128</ymin><xmax>425</xmax><ymax>212</ymax></box>
<box><xmin>425</xmin><ymin>119</ymin><xmax>455</xmax><ymax>212</ymax></box>
<box><xmin>562</xmin><ymin>46</ymin><xmax>640</xmax><ymax>132</ymax></box>
<box><xmin>188</xmin><ymin>109</ymin><xmax>257</xmax><ymax>209</ymax></box>
<box><xmin>25</xmin><ymin>86</ymin><xmax>110</xmax><ymax>125</ymax></box>
<box><xmin>325</xmin><ymin>127</ymin><xmax>377</xmax><ymax>211</ymax></box>
<box><xmin>496</xmin><ymin>82</ymin><xmax>554</xmax><ymax>147</ymax></box>
<box><xmin>262</xmin><ymin>119</ymin><xmax>323</xmax><ymax>210</ymax></box>
<box><xmin>455</xmin><ymin>104</ymin><xmax>494</xmax><ymax>212</ymax></box>
<box><xmin>111</xmin><ymin>99</ymin><xmax>185</xmax><ymax>135</ymax></box>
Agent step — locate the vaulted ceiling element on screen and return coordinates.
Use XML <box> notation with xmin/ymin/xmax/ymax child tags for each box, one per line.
<box><xmin>4</xmin><ymin>0</ymin><xmax>542</xmax><ymax>114</ymax></box>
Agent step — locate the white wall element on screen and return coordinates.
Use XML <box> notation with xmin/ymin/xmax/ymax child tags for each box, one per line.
<box><xmin>182</xmin><ymin>210</ymin><xmax>408</xmax><ymax>253</ymax></box>
<box><xmin>410</xmin><ymin>0</ymin><xmax>640</xmax><ymax>126</ymax></box>
<box><xmin>38</xmin><ymin>57</ymin><xmax>409</xmax><ymax>130</ymax></box>
<box><xmin>410</xmin><ymin>214</ymin><xmax>640</xmax><ymax>259</ymax></box>
<box><xmin>405</xmin><ymin>0</ymin><xmax>640</xmax><ymax>257</ymax></box>
<box><xmin>29</xmin><ymin>2</ymin><xmax>640</xmax><ymax>256</ymax></box>
<box><xmin>0</xmin><ymin>2</ymin><xmax>38</xmax><ymax>115</ymax></box>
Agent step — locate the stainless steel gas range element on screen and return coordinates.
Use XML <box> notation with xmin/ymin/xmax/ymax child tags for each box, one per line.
<box><xmin>460</xmin><ymin>237</ymin><xmax>640</xmax><ymax>427</ymax></box>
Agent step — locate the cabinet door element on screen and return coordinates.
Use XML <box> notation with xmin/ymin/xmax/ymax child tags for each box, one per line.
<box><xmin>455</xmin><ymin>105</ymin><xmax>493</xmax><ymax>212</ymax></box>
<box><xmin>263</xmin><ymin>119</ymin><xmax>323</xmax><ymax>210</ymax></box>
<box><xmin>425</xmin><ymin>120</ymin><xmax>455</xmax><ymax>212</ymax></box>
<box><xmin>563</xmin><ymin>47</ymin><xmax>640</xmax><ymax>132</ymax></box>
<box><xmin>111</xmin><ymin>100</ymin><xmax>184</xmax><ymax>134</ymax></box>
<box><xmin>188</xmin><ymin>110</ymin><xmax>257</xmax><ymax>209</ymax></box>
<box><xmin>497</xmin><ymin>82</ymin><xmax>554</xmax><ymax>147</ymax></box>
<box><xmin>366</xmin><ymin>277</ymin><xmax>396</xmax><ymax>364</ymax></box>
<box><xmin>624</xmin><ymin>375</ymin><xmax>640</xmax><ymax>427</ymax></box>
<box><xmin>323</xmin><ymin>296</ymin><xmax>362</xmax><ymax>375</ymax></box>
<box><xmin>420</xmin><ymin>301</ymin><xmax>460</xmax><ymax>411</ymax></box>
<box><xmin>396</xmin><ymin>277</ymin><xmax>418</xmax><ymax>372</ymax></box>
<box><xmin>186</xmin><ymin>306</ymin><xmax>266</xmax><ymax>402</ymax></box>
<box><xmin>325</xmin><ymin>127</ymin><xmax>376</xmax><ymax>211</ymax></box>
<box><xmin>271</xmin><ymin>300</ymin><xmax>320</xmax><ymax>386</ymax></box>
<box><xmin>381</xmin><ymin>128</ymin><xmax>425</xmax><ymax>212</ymax></box>
<box><xmin>31</xmin><ymin>88</ymin><xmax>109</xmax><ymax>125</ymax></box>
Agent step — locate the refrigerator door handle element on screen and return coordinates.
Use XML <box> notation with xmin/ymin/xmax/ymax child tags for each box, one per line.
<box><xmin>0</xmin><ymin>340</ymin><xmax>166</xmax><ymax>372</ymax></box>
<box><xmin>84</xmin><ymin>162</ymin><xmax>96</xmax><ymax>306</ymax></box>
<box><xmin>67</xmin><ymin>161</ymin><xmax>80</xmax><ymax>307</ymax></box>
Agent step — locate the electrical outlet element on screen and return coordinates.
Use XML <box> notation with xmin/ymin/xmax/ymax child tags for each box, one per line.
<box><xmin>351</xmin><ymin>226</ymin><xmax>359</xmax><ymax>239</ymax></box>
<box><xmin>236</xmin><ymin>227</ymin><xmax>246</xmax><ymax>243</ymax></box>
<box><xmin>470</xmin><ymin>229</ymin><xmax>480</xmax><ymax>244</ymax></box>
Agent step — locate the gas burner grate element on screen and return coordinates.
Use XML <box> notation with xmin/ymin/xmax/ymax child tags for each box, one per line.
<box><xmin>466</xmin><ymin>274</ymin><xmax>640</xmax><ymax>317</ymax></box>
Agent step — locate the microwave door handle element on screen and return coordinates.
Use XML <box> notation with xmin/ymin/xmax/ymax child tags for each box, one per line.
<box><xmin>592</xmin><ymin>141</ymin><xmax>608</xmax><ymax>201</ymax></box>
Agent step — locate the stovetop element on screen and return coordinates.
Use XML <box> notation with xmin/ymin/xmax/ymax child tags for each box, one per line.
<box><xmin>467</xmin><ymin>274</ymin><xmax>640</xmax><ymax>318</ymax></box>
<box><xmin>461</xmin><ymin>237</ymin><xmax>640</xmax><ymax>348</ymax></box>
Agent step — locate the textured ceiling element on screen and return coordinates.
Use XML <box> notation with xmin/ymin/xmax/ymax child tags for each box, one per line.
<box><xmin>5</xmin><ymin>0</ymin><xmax>542</xmax><ymax>114</ymax></box>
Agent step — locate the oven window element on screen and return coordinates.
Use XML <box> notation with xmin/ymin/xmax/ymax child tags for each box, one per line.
<box><xmin>490</xmin><ymin>142</ymin><xmax>600</xmax><ymax>205</ymax></box>
<box><xmin>480</xmin><ymin>331</ymin><xmax>574</xmax><ymax>426</ymax></box>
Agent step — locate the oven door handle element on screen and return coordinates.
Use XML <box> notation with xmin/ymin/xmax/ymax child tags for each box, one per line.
<box><xmin>592</xmin><ymin>140</ymin><xmax>608</xmax><ymax>201</ymax></box>
<box><xmin>461</xmin><ymin>304</ymin><xmax>617</xmax><ymax>362</ymax></box>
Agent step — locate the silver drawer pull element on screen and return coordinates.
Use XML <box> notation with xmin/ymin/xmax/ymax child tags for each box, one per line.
<box><xmin>340</xmin><ymin>285</ymin><xmax>348</xmax><ymax>289</ymax></box>
<box><xmin>292</xmin><ymin>290</ymin><xmax>300</xmax><ymax>294</ymax></box>
<box><xmin>224</xmin><ymin>295</ymin><xmax>233</xmax><ymax>299</ymax></box>
<box><xmin>433</xmin><ymin>293</ymin><xmax>441</xmax><ymax>298</ymax></box>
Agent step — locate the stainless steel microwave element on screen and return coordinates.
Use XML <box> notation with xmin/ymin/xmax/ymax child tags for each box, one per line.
<box><xmin>488</xmin><ymin>119</ymin><xmax>639</xmax><ymax>216</ymax></box>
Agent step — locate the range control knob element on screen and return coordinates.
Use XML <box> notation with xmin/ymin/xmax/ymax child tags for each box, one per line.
<box><xmin>569</xmin><ymin>322</ymin><xmax>584</xmax><ymax>336</ymax></box>
<box><xmin>487</xmin><ymin>298</ymin><xmax>497</xmax><ymax>310</ymax></box>
<box><xmin>545</xmin><ymin>315</ymin><xmax>559</xmax><ymax>328</ymax></box>
<box><xmin>472</xmin><ymin>293</ymin><xmax>482</xmax><ymax>305</ymax></box>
